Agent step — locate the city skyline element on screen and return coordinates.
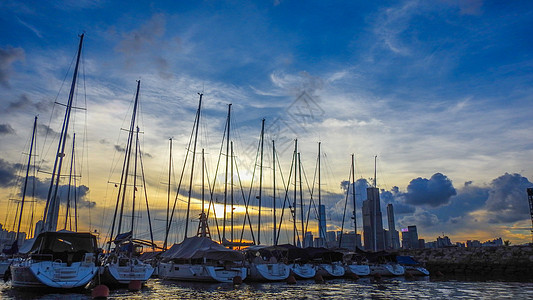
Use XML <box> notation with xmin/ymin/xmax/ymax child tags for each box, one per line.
<box><xmin>0</xmin><ymin>1</ymin><xmax>532</xmax><ymax>247</ymax></box>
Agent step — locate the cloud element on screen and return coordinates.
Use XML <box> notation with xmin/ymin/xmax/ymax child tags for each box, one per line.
<box><xmin>6</xmin><ymin>94</ymin><xmax>50</xmax><ymax>113</ymax></box>
<box><xmin>484</xmin><ymin>173</ymin><xmax>532</xmax><ymax>223</ymax></box>
<box><xmin>398</xmin><ymin>210</ymin><xmax>440</xmax><ymax>228</ymax></box>
<box><xmin>380</xmin><ymin>186</ymin><xmax>416</xmax><ymax>214</ymax></box>
<box><xmin>0</xmin><ymin>46</ymin><xmax>25</xmax><ymax>87</ymax></box>
<box><xmin>0</xmin><ymin>158</ymin><xmax>18</xmax><ymax>187</ymax></box>
<box><xmin>405</xmin><ymin>173</ymin><xmax>457</xmax><ymax>207</ymax></box>
<box><xmin>114</xmin><ymin>144</ymin><xmax>125</xmax><ymax>152</ymax></box>
<box><xmin>23</xmin><ymin>176</ymin><xmax>95</xmax><ymax>208</ymax></box>
<box><xmin>0</xmin><ymin>124</ymin><xmax>15</xmax><ymax>135</ymax></box>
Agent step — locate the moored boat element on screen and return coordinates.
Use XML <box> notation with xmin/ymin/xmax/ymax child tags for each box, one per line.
<box><xmin>243</xmin><ymin>245</ymin><xmax>290</xmax><ymax>281</ymax></box>
<box><xmin>397</xmin><ymin>255</ymin><xmax>430</xmax><ymax>276</ymax></box>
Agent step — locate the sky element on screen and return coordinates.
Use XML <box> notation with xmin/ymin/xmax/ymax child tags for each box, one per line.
<box><xmin>0</xmin><ymin>0</ymin><xmax>532</xmax><ymax>248</ymax></box>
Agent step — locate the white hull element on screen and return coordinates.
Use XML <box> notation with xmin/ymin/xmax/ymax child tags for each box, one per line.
<box><xmin>11</xmin><ymin>259</ymin><xmax>97</xmax><ymax>289</ymax></box>
<box><xmin>315</xmin><ymin>263</ymin><xmax>345</xmax><ymax>278</ymax></box>
<box><xmin>404</xmin><ymin>265</ymin><xmax>430</xmax><ymax>276</ymax></box>
<box><xmin>247</xmin><ymin>263</ymin><xmax>290</xmax><ymax>281</ymax></box>
<box><xmin>101</xmin><ymin>259</ymin><xmax>154</xmax><ymax>285</ymax></box>
<box><xmin>345</xmin><ymin>263</ymin><xmax>371</xmax><ymax>276</ymax></box>
<box><xmin>159</xmin><ymin>262</ymin><xmax>247</xmax><ymax>283</ymax></box>
<box><xmin>288</xmin><ymin>263</ymin><xmax>316</xmax><ymax>279</ymax></box>
<box><xmin>369</xmin><ymin>263</ymin><xmax>405</xmax><ymax>276</ymax></box>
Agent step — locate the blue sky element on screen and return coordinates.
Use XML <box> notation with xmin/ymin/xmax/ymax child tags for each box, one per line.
<box><xmin>1</xmin><ymin>0</ymin><xmax>532</xmax><ymax>246</ymax></box>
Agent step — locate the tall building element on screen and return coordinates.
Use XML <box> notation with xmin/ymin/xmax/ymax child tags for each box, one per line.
<box><xmin>318</xmin><ymin>204</ymin><xmax>326</xmax><ymax>240</ymax></box>
<box><xmin>304</xmin><ymin>231</ymin><xmax>314</xmax><ymax>248</ymax></box>
<box><xmin>386</xmin><ymin>203</ymin><xmax>401</xmax><ymax>249</ymax></box>
<box><xmin>401</xmin><ymin>225</ymin><xmax>419</xmax><ymax>249</ymax></box>
<box><xmin>362</xmin><ymin>187</ymin><xmax>385</xmax><ymax>251</ymax></box>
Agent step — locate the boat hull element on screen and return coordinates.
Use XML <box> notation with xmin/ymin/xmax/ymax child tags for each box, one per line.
<box><xmin>247</xmin><ymin>263</ymin><xmax>290</xmax><ymax>281</ymax></box>
<box><xmin>159</xmin><ymin>262</ymin><xmax>247</xmax><ymax>283</ymax></box>
<box><xmin>100</xmin><ymin>260</ymin><xmax>154</xmax><ymax>286</ymax></box>
<box><xmin>315</xmin><ymin>263</ymin><xmax>345</xmax><ymax>278</ymax></box>
<box><xmin>11</xmin><ymin>260</ymin><xmax>97</xmax><ymax>289</ymax></box>
<box><xmin>369</xmin><ymin>263</ymin><xmax>405</xmax><ymax>276</ymax></box>
<box><xmin>404</xmin><ymin>265</ymin><xmax>430</xmax><ymax>276</ymax></box>
<box><xmin>288</xmin><ymin>263</ymin><xmax>316</xmax><ymax>279</ymax></box>
<box><xmin>345</xmin><ymin>263</ymin><xmax>371</xmax><ymax>276</ymax></box>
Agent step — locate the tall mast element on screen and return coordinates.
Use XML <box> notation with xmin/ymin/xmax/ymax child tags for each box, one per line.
<box><xmin>131</xmin><ymin>126</ymin><xmax>140</xmax><ymax>235</ymax></box>
<box><xmin>64</xmin><ymin>133</ymin><xmax>76</xmax><ymax>230</ymax></box>
<box><xmin>292</xmin><ymin>139</ymin><xmax>297</xmax><ymax>246</ymax></box>
<box><xmin>373</xmin><ymin>155</ymin><xmax>377</xmax><ymax>252</ymax></box>
<box><xmin>164</xmin><ymin>138</ymin><xmax>172</xmax><ymax>249</ymax></box>
<box><xmin>257</xmin><ymin>119</ymin><xmax>265</xmax><ymax>245</ymax></box>
<box><xmin>223</xmin><ymin>104</ymin><xmax>231</xmax><ymax>241</ymax></box>
<box><xmin>318</xmin><ymin>142</ymin><xmax>323</xmax><ymax>241</ymax></box>
<box><xmin>298</xmin><ymin>152</ymin><xmax>304</xmax><ymax>247</ymax></box>
<box><xmin>113</xmin><ymin>80</ymin><xmax>140</xmax><ymax>241</ymax></box>
<box><xmin>184</xmin><ymin>93</ymin><xmax>203</xmax><ymax>239</ymax></box>
<box><xmin>230</xmin><ymin>142</ymin><xmax>234</xmax><ymax>244</ymax></box>
<box><xmin>43</xmin><ymin>34</ymin><xmax>84</xmax><ymax>232</ymax></box>
<box><xmin>351</xmin><ymin>154</ymin><xmax>357</xmax><ymax>251</ymax></box>
<box><xmin>272</xmin><ymin>140</ymin><xmax>277</xmax><ymax>245</ymax></box>
<box><xmin>16</xmin><ymin>116</ymin><xmax>38</xmax><ymax>241</ymax></box>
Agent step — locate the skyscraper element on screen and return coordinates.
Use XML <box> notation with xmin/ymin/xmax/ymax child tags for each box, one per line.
<box><xmin>362</xmin><ymin>187</ymin><xmax>385</xmax><ymax>251</ymax></box>
<box><xmin>386</xmin><ymin>203</ymin><xmax>401</xmax><ymax>249</ymax></box>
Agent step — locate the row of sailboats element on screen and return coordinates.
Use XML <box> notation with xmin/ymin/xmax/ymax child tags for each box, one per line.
<box><xmin>4</xmin><ymin>34</ymin><xmax>423</xmax><ymax>291</ymax></box>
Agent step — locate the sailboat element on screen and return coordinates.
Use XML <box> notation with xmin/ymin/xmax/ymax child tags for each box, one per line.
<box><xmin>342</xmin><ymin>154</ymin><xmax>370</xmax><ymax>276</ymax></box>
<box><xmin>10</xmin><ymin>34</ymin><xmax>99</xmax><ymax>289</ymax></box>
<box><xmin>99</xmin><ymin>80</ymin><xmax>155</xmax><ymax>287</ymax></box>
<box><xmin>158</xmin><ymin>95</ymin><xmax>247</xmax><ymax>283</ymax></box>
<box><xmin>243</xmin><ymin>119</ymin><xmax>290</xmax><ymax>282</ymax></box>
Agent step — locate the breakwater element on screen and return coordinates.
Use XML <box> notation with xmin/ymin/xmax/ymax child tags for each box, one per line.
<box><xmin>396</xmin><ymin>245</ymin><xmax>533</xmax><ymax>279</ymax></box>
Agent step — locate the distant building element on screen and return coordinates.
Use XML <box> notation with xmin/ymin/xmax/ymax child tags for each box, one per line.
<box><xmin>456</xmin><ymin>242</ymin><xmax>466</xmax><ymax>247</ymax></box>
<box><xmin>467</xmin><ymin>240</ymin><xmax>481</xmax><ymax>248</ymax></box>
<box><xmin>325</xmin><ymin>231</ymin><xmax>336</xmax><ymax>247</ymax></box>
<box><xmin>482</xmin><ymin>238</ymin><xmax>503</xmax><ymax>247</ymax></box>
<box><xmin>362</xmin><ymin>187</ymin><xmax>385</xmax><ymax>251</ymax></box>
<box><xmin>0</xmin><ymin>223</ymin><xmax>27</xmax><ymax>252</ymax></box>
<box><xmin>418</xmin><ymin>239</ymin><xmax>425</xmax><ymax>249</ymax></box>
<box><xmin>401</xmin><ymin>225</ymin><xmax>419</xmax><ymax>249</ymax></box>
<box><xmin>304</xmin><ymin>231</ymin><xmax>314</xmax><ymax>248</ymax></box>
<box><xmin>386</xmin><ymin>204</ymin><xmax>401</xmax><ymax>250</ymax></box>
<box><xmin>436</xmin><ymin>236</ymin><xmax>453</xmax><ymax>248</ymax></box>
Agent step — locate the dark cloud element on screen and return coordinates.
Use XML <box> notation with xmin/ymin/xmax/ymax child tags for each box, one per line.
<box><xmin>484</xmin><ymin>173</ymin><xmax>532</xmax><ymax>223</ymax></box>
<box><xmin>405</xmin><ymin>173</ymin><xmax>456</xmax><ymax>207</ymax></box>
<box><xmin>23</xmin><ymin>175</ymin><xmax>95</xmax><ymax>208</ymax></box>
<box><xmin>0</xmin><ymin>158</ymin><xmax>18</xmax><ymax>187</ymax></box>
<box><xmin>6</xmin><ymin>94</ymin><xmax>50</xmax><ymax>113</ymax></box>
<box><xmin>380</xmin><ymin>186</ymin><xmax>416</xmax><ymax>214</ymax></box>
<box><xmin>432</xmin><ymin>181</ymin><xmax>489</xmax><ymax>222</ymax></box>
<box><xmin>0</xmin><ymin>124</ymin><xmax>15</xmax><ymax>135</ymax></box>
<box><xmin>398</xmin><ymin>211</ymin><xmax>439</xmax><ymax>229</ymax></box>
<box><xmin>0</xmin><ymin>46</ymin><xmax>24</xmax><ymax>87</ymax></box>
<box><xmin>114</xmin><ymin>144</ymin><xmax>125</xmax><ymax>152</ymax></box>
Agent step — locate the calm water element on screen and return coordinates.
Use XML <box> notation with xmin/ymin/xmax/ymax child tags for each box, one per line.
<box><xmin>1</xmin><ymin>277</ymin><xmax>533</xmax><ymax>299</ymax></box>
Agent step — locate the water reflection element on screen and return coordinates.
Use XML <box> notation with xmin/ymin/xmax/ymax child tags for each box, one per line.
<box><xmin>1</xmin><ymin>276</ymin><xmax>532</xmax><ymax>299</ymax></box>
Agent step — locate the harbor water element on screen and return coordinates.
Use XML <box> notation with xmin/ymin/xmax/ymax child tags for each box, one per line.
<box><xmin>1</xmin><ymin>276</ymin><xmax>532</xmax><ymax>299</ymax></box>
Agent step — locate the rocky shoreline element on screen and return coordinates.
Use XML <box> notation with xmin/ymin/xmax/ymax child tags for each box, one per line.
<box><xmin>395</xmin><ymin>245</ymin><xmax>533</xmax><ymax>279</ymax></box>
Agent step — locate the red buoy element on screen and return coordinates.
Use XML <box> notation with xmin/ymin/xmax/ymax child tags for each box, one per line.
<box><xmin>91</xmin><ymin>284</ymin><xmax>109</xmax><ymax>299</ymax></box>
<box><xmin>128</xmin><ymin>280</ymin><xmax>142</xmax><ymax>291</ymax></box>
<box><xmin>233</xmin><ymin>276</ymin><xmax>243</xmax><ymax>285</ymax></box>
<box><xmin>286</xmin><ymin>275</ymin><xmax>297</xmax><ymax>284</ymax></box>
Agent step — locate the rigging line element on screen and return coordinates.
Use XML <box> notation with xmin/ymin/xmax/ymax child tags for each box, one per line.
<box><xmin>235</xmin><ymin>155</ymin><xmax>256</xmax><ymax>245</ymax></box>
<box><xmin>204</xmin><ymin>149</ymin><xmax>221</xmax><ymax>243</ymax></box>
<box><xmin>338</xmin><ymin>157</ymin><xmax>353</xmax><ymax>248</ymax></box>
<box><xmin>275</xmin><ymin>146</ymin><xmax>295</xmax><ymax>245</ymax></box>
<box><xmin>139</xmin><ymin>141</ymin><xmax>155</xmax><ymax>250</ymax></box>
<box><xmin>165</xmin><ymin>94</ymin><xmax>200</xmax><ymax>246</ymax></box>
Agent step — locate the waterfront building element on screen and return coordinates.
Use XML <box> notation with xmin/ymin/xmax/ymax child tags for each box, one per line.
<box><xmin>0</xmin><ymin>223</ymin><xmax>26</xmax><ymax>252</ymax></box>
<box><xmin>401</xmin><ymin>225</ymin><xmax>419</xmax><ymax>249</ymax></box>
<box><xmin>386</xmin><ymin>203</ymin><xmax>401</xmax><ymax>249</ymax></box>
<box><xmin>304</xmin><ymin>231</ymin><xmax>314</xmax><ymax>248</ymax></box>
<box><xmin>337</xmin><ymin>231</ymin><xmax>361</xmax><ymax>250</ymax></box>
<box><xmin>467</xmin><ymin>240</ymin><xmax>481</xmax><ymax>247</ymax></box>
<box><xmin>362</xmin><ymin>187</ymin><xmax>385</xmax><ymax>251</ymax></box>
<box><xmin>436</xmin><ymin>236</ymin><xmax>453</xmax><ymax>248</ymax></box>
<box><xmin>482</xmin><ymin>237</ymin><xmax>503</xmax><ymax>247</ymax></box>
<box><xmin>326</xmin><ymin>231</ymin><xmax>336</xmax><ymax>247</ymax></box>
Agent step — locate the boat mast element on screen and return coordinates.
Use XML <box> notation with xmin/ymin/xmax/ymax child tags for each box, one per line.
<box><xmin>298</xmin><ymin>152</ymin><xmax>304</xmax><ymax>248</ymax></box>
<box><xmin>223</xmin><ymin>104</ymin><xmax>231</xmax><ymax>242</ymax></box>
<box><xmin>16</xmin><ymin>116</ymin><xmax>37</xmax><ymax>241</ymax></box>
<box><xmin>64</xmin><ymin>133</ymin><xmax>76</xmax><ymax>230</ymax></box>
<box><xmin>131</xmin><ymin>126</ymin><xmax>140</xmax><ymax>237</ymax></box>
<box><xmin>272</xmin><ymin>140</ymin><xmax>276</xmax><ymax>246</ymax></box>
<box><xmin>43</xmin><ymin>33</ymin><xmax>84</xmax><ymax>233</ymax></box>
<box><xmin>184</xmin><ymin>93</ymin><xmax>203</xmax><ymax>239</ymax></box>
<box><xmin>230</xmin><ymin>142</ymin><xmax>234</xmax><ymax>244</ymax></box>
<box><xmin>318</xmin><ymin>142</ymin><xmax>324</xmax><ymax>243</ymax></box>
<box><xmin>257</xmin><ymin>118</ymin><xmax>265</xmax><ymax>245</ymax></box>
<box><xmin>292</xmin><ymin>139</ymin><xmax>297</xmax><ymax>246</ymax></box>
<box><xmin>109</xmin><ymin>80</ymin><xmax>140</xmax><ymax>249</ymax></box>
<box><xmin>352</xmin><ymin>154</ymin><xmax>357</xmax><ymax>251</ymax></box>
<box><xmin>164</xmin><ymin>138</ymin><xmax>172</xmax><ymax>249</ymax></box>
<box><xmin>373</xmin><ymin>155</ymin><xmax>377</xmax><ymax>252</ymax></box>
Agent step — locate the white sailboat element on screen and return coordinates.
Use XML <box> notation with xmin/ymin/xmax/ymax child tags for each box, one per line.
<box><xmin>397</xmin><ymin>255</ymin><xmax>429</xmax><ymax>276</ymax></box>
<box><xmin>243</xmin><ymin>245</ymin><xmax>290</xmax><ymax>281</ymax></box>
<box><xmin>100</xmin><ymin>80</ymin><xmax>155</xmax><ymax>287</ymax></box>
<box><xmin>10</xmin><ymin>34</ymin><xmax>99</xmax><ymax>290</ymax></box>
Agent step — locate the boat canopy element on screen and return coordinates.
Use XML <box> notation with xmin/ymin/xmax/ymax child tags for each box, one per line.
<box><xmin>161</xmin><ymin>236</ymin><xmax>243</xmax><ymax>261</ymax></box>
<box><xmin>30</xmin><ymin>230</ymin><xmax>97</xmax><ymax>254</ymax></box>
<box><xmin>277</xmin><ymin>244</ymin><xmax>311</xmax><ymax>261</ymax></box>
<box><xmin>304</xmin><ymin>247</ymin><xmax>344</xmax><ymax>262</ymax></box>
<box><xmin>396</xmin><ymin>255</ymin><xmax>420</xmax><ymax>265</ymax></box>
